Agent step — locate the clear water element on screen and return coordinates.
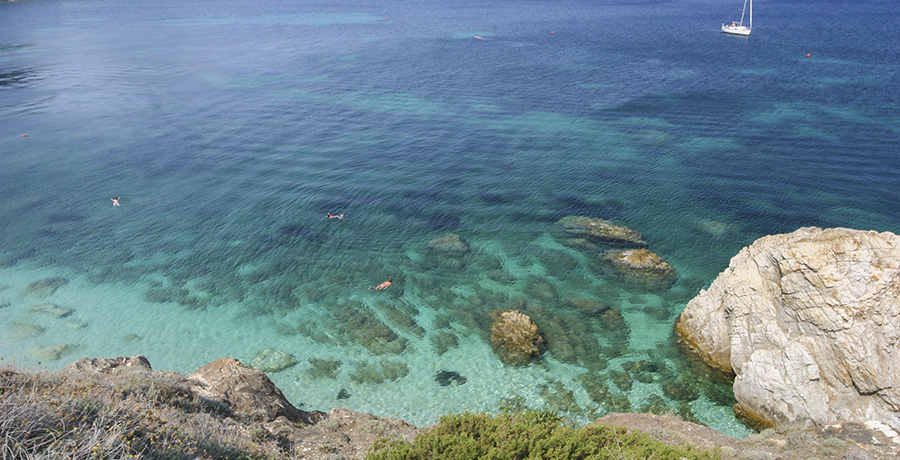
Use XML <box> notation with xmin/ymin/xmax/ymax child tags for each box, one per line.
<box><xmin>1</xmin><ymin>0</ymin><xmax>898</xmax><ymax>438</ymax></box>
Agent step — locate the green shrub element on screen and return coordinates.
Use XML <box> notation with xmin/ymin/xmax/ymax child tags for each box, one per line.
<box><xmin>366</xmin><ymin>411</ymin><xmax>721</xmax><ymax>460</ymax></box>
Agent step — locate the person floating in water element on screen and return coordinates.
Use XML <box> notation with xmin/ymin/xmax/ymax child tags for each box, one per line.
<box><xmin>326</xmin><ymin>212</ymin><xmax>344</xmax><ymax>220</ymax></box>
<box><xmin>111</xmin><ymin>196</ymin><xmax>120</xmax><ymax>206</ymax></box>
<box><xmin>369</xmin><ymin>277</ymin><xmax>392</xmax><ymax>290</ymax></box>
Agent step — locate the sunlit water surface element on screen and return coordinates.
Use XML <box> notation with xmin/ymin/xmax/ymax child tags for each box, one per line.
<box><xmin>1</xmin><ymin>0</ymin><xmax>898</xmax><ymax>438</ymax></box>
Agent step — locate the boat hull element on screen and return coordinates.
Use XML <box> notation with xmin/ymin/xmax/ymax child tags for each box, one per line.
<box><xmin>722</xmin><ymin>24</ymin><xmax>751</xmax><ymax>35</ymax></box>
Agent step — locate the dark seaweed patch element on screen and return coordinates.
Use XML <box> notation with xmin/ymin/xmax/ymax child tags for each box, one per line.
<box><xmin>435</xmin><ymin>370</ymin><xmax>467</xmax><ymax>387</ymax></box>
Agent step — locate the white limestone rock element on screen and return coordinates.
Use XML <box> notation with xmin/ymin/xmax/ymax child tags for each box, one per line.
<box><xmin>676</xmin><ymin>227</ymin><xmax>900</xmax><ymax>435</ymax></box>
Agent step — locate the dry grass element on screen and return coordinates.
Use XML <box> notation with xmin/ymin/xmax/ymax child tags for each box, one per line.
<box><xmin>4</xmin><ymin>360</ymin><xmax>897</xmax><ymax>460</ymax></box>
<box><xmin>0</xmin><ymin>364</ymin><xmax>276</xmax><ymax>460</ymax></box>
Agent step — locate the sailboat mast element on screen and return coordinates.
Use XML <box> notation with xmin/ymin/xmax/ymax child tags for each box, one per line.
<box><xmin>739</xmin><ymin>0</ymin><xmax>747</xmax><ymax>25</ymax></box>
<box><xmin>749</xmin><ymin>0</ymin><xmax>752</xmax><ymax>29</ymax></box>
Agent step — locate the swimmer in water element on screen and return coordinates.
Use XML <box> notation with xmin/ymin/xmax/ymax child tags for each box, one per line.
<box><xmin>326</xmin><ymin>212</ymin><xmax>344</xmax><ymax>219</ymax></box>
<box><xmin>111</xmin><ymin>196</ymin><xmax>120</xmax><ymax>206</ymax></box>
<box><xmin>369</xmin><ymin>277</ymin><xmax>392</xmax><ymax>290</ymax></box>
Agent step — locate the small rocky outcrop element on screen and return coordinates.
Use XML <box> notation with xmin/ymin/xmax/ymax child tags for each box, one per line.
<box><xmin>58</xmin><ymin>355</ymin><xmax>152</xmax><ymax>376</ymax></box>
<box><xmin>676</xmin><ymin>227</ymin><xmax>900</xmax><ymax>437</ymax></box>
<box><xmin>425</xmin><ymin>233</ymin><xmax>469</xmax><ymax>256</ymax></box>
<box><xmin>556</xmin><ymin>216</ymin><xmax>646</xmax><ymax>246</ymax></box>
<box><xmin>602</xmin><ymin>248</ymin><xmax>677</xmax><ymax>290</ymax></box>
<box><xmin>489</xmin><ymin>310</ymin><xmax>546</xmax><ymax>366</ymax></box>
<box><xmin>188</xmin><ymin>357</ymin><xmax>323</xmax><ymax>424</ymax></box>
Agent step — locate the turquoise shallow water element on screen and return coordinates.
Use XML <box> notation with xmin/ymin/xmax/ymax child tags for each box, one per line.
<box><xmin>1</xmin><ymin>0</ymin><xmax>899</xmax><ymax>438</ymax></box>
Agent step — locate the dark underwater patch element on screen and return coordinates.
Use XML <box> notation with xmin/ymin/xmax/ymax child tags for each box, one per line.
<box><xmin>435</xmin><ymin>370</ymin><xmax>467</xmax><ymax>387</ymax></box>
<box><xmin>275</xmin><ymin>223</ymin><xmax>330</xmax><ymax>242</ymax></box>
<box><xmin>545</xmin><ymin>193</ymin><xmax>626</xmax><ymax>221</ymax></box>
<box><xmin>48</xmin><ymin>213</ymin><xmax>87</xmax><ymax>224</ymax></box>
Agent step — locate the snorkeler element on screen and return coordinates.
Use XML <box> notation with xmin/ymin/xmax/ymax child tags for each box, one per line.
<box><xmin>369</xmin><ymin>277</ymin><xmax>392</xmax><ymax>290</ymax></box>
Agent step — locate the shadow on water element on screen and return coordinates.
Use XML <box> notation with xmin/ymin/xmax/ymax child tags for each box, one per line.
<box><xmin>0</xmin><ymin>68</ymin><xmax>40</xmax><ymax>89</ymax></box>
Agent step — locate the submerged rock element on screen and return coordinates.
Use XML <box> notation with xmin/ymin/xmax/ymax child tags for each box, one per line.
<box><xmin>64</xmin><ymin>319</ymin><xmax>87</xmax><ymax>331</ymax></box>
<box><xmin>27</xmin><ymin>343</ymin><xmax>73</xmax><ymax>362</ymax></box>
<box><xmin>425</xmin><ymin>233</ymin><xmax>470</xmax><ymax>256</ymax></box>
<box><xmin>25</xmin><ymin>276</ymin><xmax>68</xmax><ymax>298</ymax></box>
<box><xmin>430</xmin><ymin>331</ymin><xmax>459</xmax><ymax>356</ymax></box>
<box><xmin>9</xmin><ymin>321</ymin><xmax>45</xmax><ymax>340</ymax></box>
<box><xmin>676</xmin><ymin>227</ymin><xmax>900</xmax><ymax>436</ymax></box>
<box><xmin>28</xmin><ymin>303</ymin><xmax>73</xmax><ymax>318</ymax></box>
<box><xmin>349</xmin><ymin>360</ymin><xmax>409</xmax><ymax>384</ymax></box>
<box><xmin>556</xmin><ymin>216</ymin><xmax>646</xmax><ymax>246</ymax></box>
<box><xmin>308</xmin><ymin>358</ymin><xmax>342</xmax><ymax>379</ymax></box>
<box><xmin>489</xmin><ymin>309</ymin><xmax>546</xmax><ymax>366</ymax></box>
<box><xmin>564</xmin><ymin>297</ymin><xmax>611</xmax><ymax>317</ymax></box>
<box><xmin>602</xmin><ymin>248</ymin><xmax>677</xmax><ymax>290</ymax></box>
<box><xmin>249</xmin><ymin>347</ymin><xmax>298</xmax><ymax>373</ymax></box>
<box><xmin>693</xmin><ymin>219</ymin><xmax>738</xmax><ymax>238</ymax></box>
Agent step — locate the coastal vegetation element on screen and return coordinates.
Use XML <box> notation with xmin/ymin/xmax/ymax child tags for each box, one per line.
<box><xmin>1</xmin><ymin>359</ymin><xmax>722</xmax><ymax>460</ymax></box>
<box><xmin>366</xmin><ymin>411</ymin><xmax>721</xmax><ymax>460</ymax></box>
<box><xmin>2</xmin><ymin>356</ymin><xmax>895</xmax><ymax>460</ymax></box>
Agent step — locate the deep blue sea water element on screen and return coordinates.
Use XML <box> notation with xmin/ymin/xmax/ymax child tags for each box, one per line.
<box><xmin>1</xmin><ymin>0</ymin><xmax>898</xmax><ymax>437</ymax></box>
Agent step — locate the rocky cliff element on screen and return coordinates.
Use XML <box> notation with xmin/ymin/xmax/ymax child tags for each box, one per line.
<box><xmin>676</xmin><ymin>227</ymin><xmax>900</xmax><ymax>439</ymax></box>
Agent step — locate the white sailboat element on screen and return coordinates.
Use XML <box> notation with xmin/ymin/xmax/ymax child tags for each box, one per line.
<box><xmin>722</xmin><ymin>0</ymin><xmax>752</xmax><ymax>36</ymax></box>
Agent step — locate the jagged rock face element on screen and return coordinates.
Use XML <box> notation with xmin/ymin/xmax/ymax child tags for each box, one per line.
<box><xmin>676</xmin><ymin>227</ymin><xmax>900</xmax><ymax>434</ymax></box>
<box><xmin>188</xmin><ymin>357</ymin><xmax>322</xmax><ymax>424</ymax></box>
<box><xmin>489</xmin><ymin>310</ymin><xmax>546</xmax><ymax>366</ymax></box>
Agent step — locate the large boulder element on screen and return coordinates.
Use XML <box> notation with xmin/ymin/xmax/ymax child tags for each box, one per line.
<box><xmin>676</xmin><ymin>227</ymin><xmax>900</xmax><ymax>436</ymax></box>
<box><xmin>188</xmin><ymin>357</ymin><xmax>322</xmax><ymax>424</ymax></box>
<box><xmin>489</xmin><ymin>310</ymin><xmax>547</xmax><ymax>366</ymax></box>
<box><xmin>556</xmin><ymin>216</ymin><xmax>646</xmax><ymax>246</ymax></box>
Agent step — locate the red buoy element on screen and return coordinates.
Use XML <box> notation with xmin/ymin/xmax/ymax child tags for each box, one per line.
<box><xmin>806</xmin><ymin>53</ymin><xmax>811</xmax><ymax>58</ymax></box>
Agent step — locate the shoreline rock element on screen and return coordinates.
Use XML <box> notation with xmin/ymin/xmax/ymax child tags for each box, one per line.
<box><xmin>676</xmin><ymin>227</ymin><xmax>900</xmax><ymax>439</ymax></box>
<box><xmin>10</xmin><ymin>354</ymin><xmax>899</xmax><ymax>459</ymax></box>
<box><xmin>189</xmin><ymin>357</ymin><xmax>322</xmax><ymax>424</ymax></box>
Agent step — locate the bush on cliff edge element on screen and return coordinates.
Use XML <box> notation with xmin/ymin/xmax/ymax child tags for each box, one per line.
<box><xmin>367</xmin><ymin>411</ymin><xmax>722</xmax><ymax>460</ymax></box>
